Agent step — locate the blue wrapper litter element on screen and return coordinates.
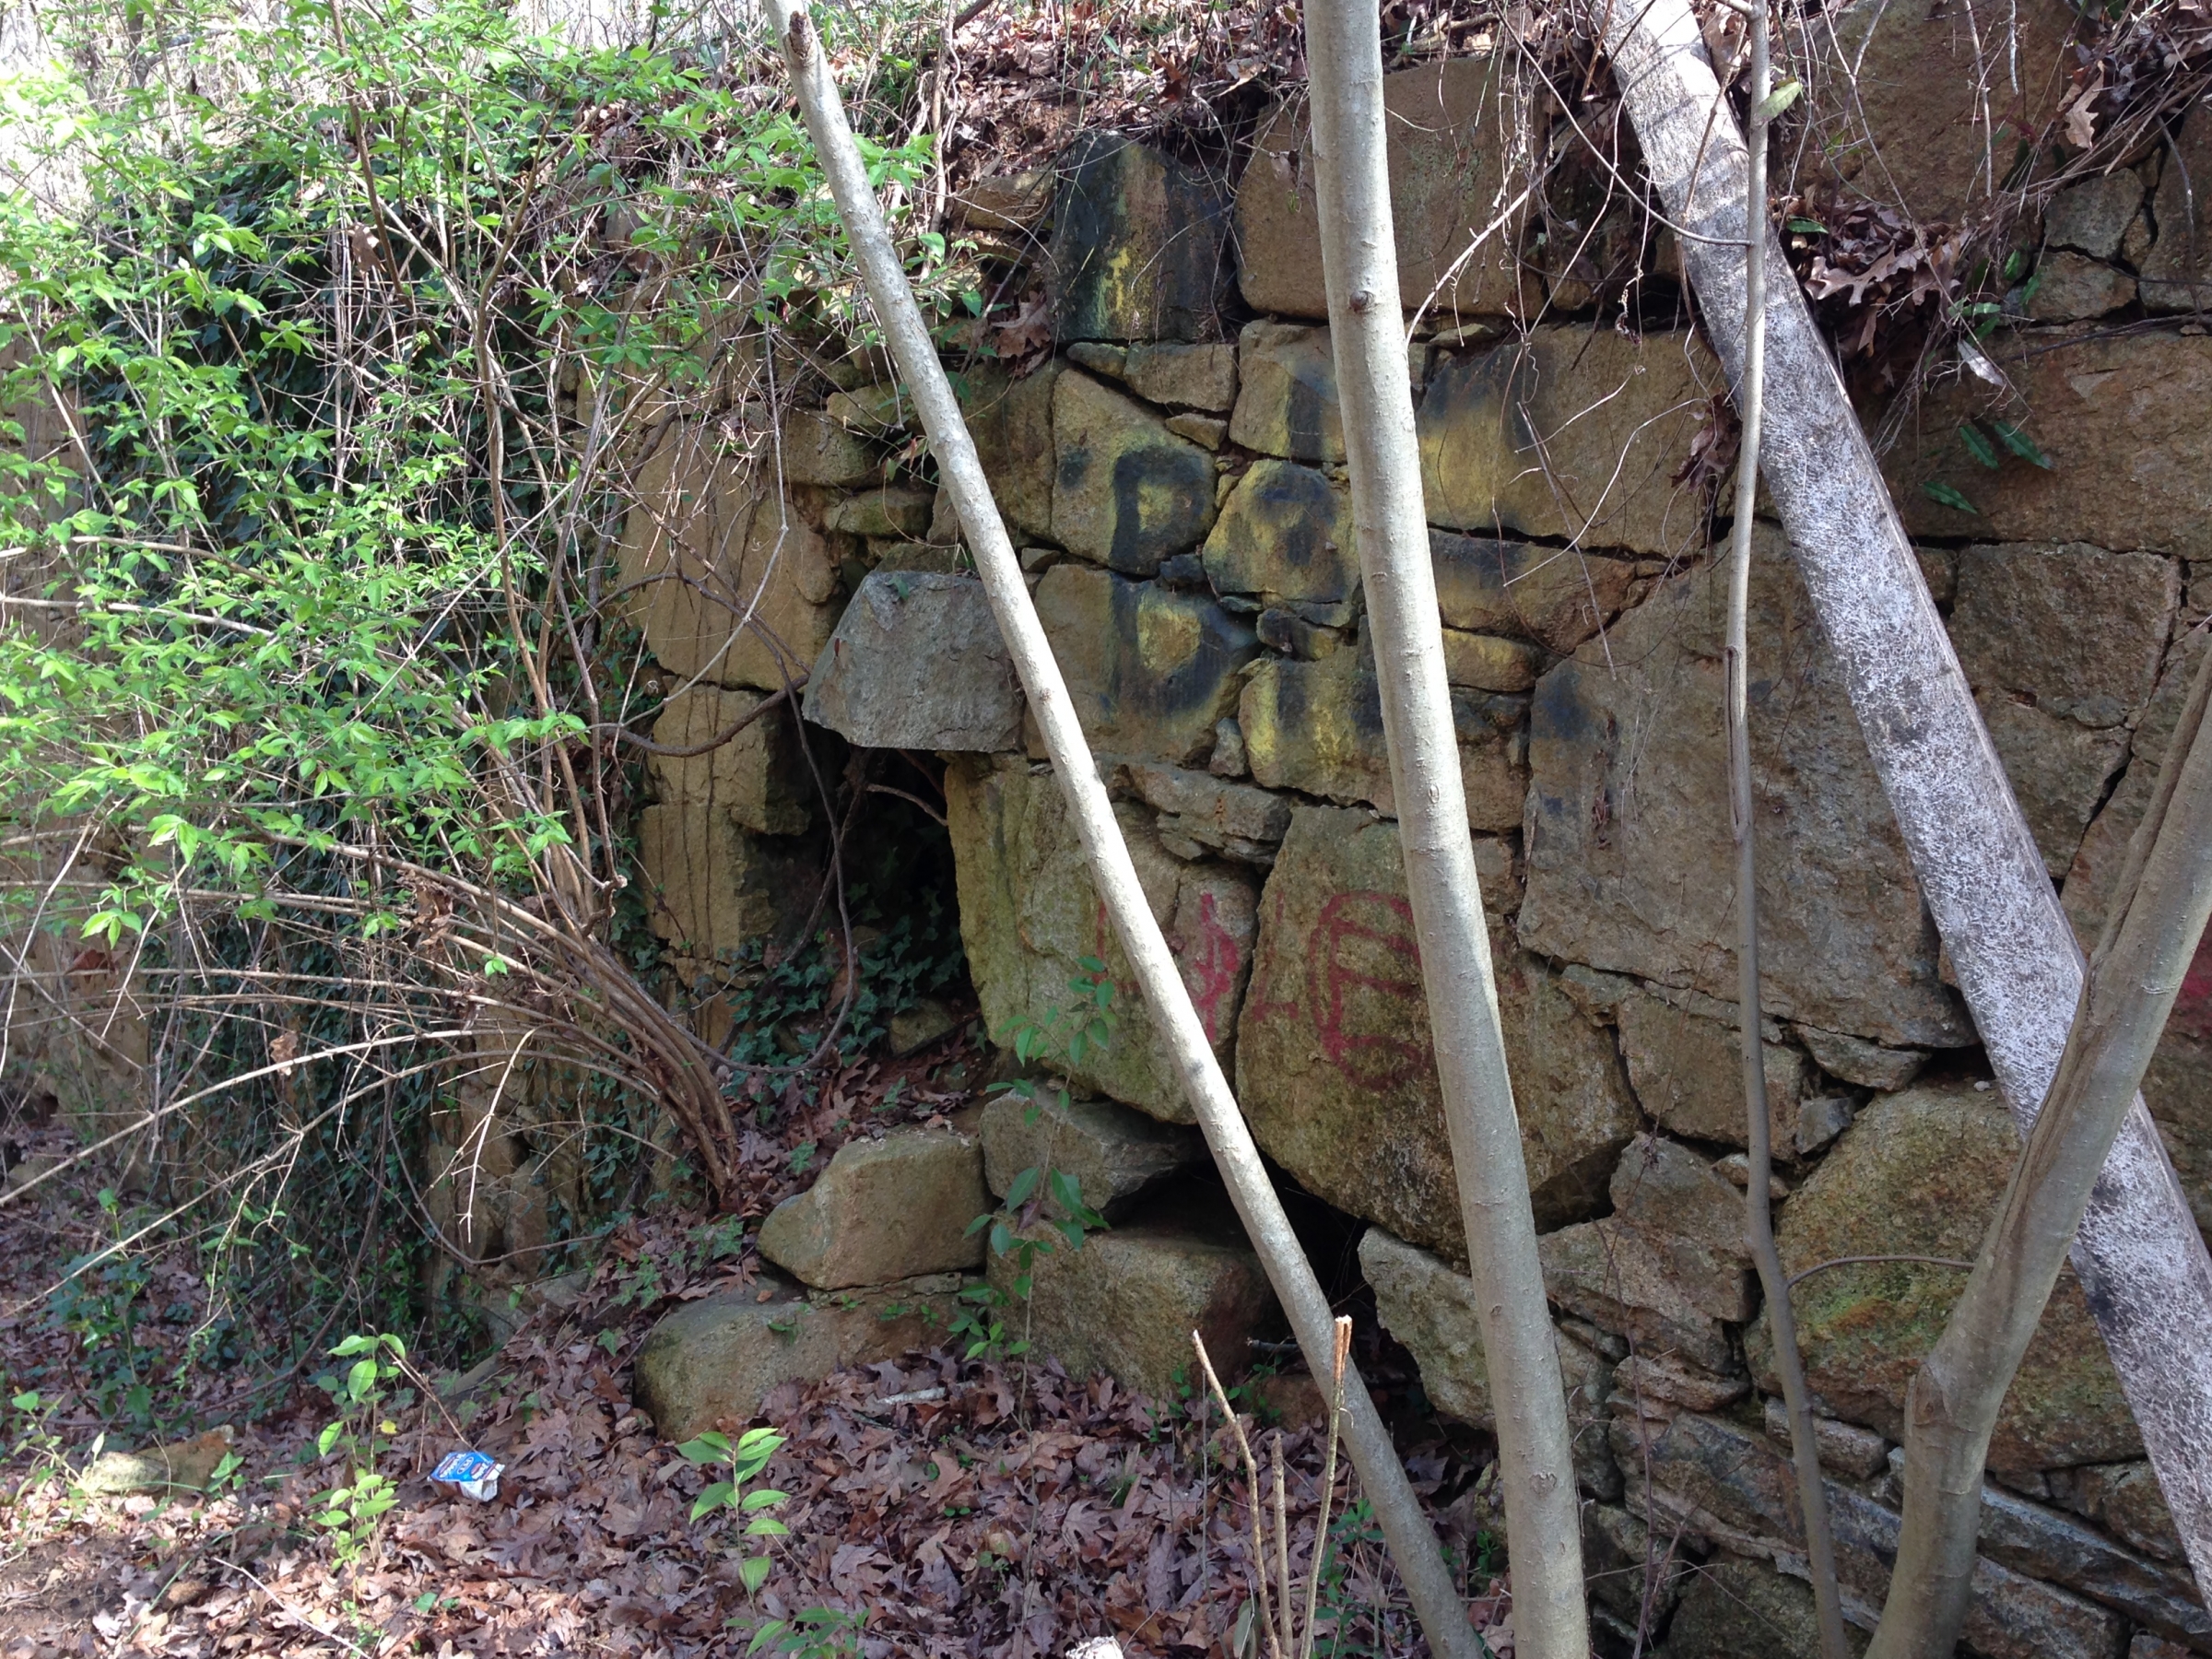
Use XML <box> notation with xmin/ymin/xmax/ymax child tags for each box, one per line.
<box><xmin>430</xmin><ymin>1449</ymin><xmax>504</xmax><ymax>1500</ymax></box>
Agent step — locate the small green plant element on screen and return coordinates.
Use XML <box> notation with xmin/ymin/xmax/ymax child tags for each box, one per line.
<box><xmin>311</xmin><ymin>1334</ymin><xmax>411</xmax><ymax>1571</ymax></box>
<box><xmin>44</xmin><ymin>1189</ymin><xmax>159</xmax><ymax>1430</ymax></box>
<box><xmin>747</xmin><ymin>1606</ymin><xmax>868</xmax><ymax>1656</ymax></box>
<box><xmin>954</xmin><ymin>965</ymin><xmax>1118</xmax><ymax>1360</ymax></box>
<box><xmin>677</xmin><ymin>1428</ymin><xmax>789</xmax><ymax>1595</ymax></box>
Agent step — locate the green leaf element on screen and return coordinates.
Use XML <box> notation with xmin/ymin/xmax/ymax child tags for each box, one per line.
<box><xmin>1786</xmin><ymin>216</ymin><xmax>1827</xmax><ymax>235</ymax></box>
<box><xmin>1004</xmin><ymin>1165</ymin><xmax>1040</xmax><ymax>1208</ymax></box>
<box><xmin>1990</xmin><ymin>420</ymin><xmax>2053</xmax><ymax>469</ymax></box>
<box><xmin>317</xmin><ymin>1422</ymin><xmax>344</xmax><ymax>1457</ymax></box>
<box><xmin>739</xmin><ymin>1554</ymin><xmax>773</xmax><ymax>1594</ymax></box>
<box><xmin>677</xmin><ymin>1430</ymin><xmax>731</xmax><ymax>1465</ymax></box>
<box><xmin>1752</xmin><ymin>78</ymin><xmax>1804</xmax><ymax>123</ymax></box>
<box><xmin>1958</xmin><ymin>422</ymin><xmax>2001</xmax><ymax>469</ymax></box>
<box><xmin>690</xmin><ymin>1479</ymin><xmax>735</xmax><ymax>1520</ymax></box>
<box><xmin>743</xmin><ymin>1516</ymin><xmax>790</xmax><ymax>1536</ymax></box>
<box><xmin>1922</xmin><ymin>480</ymin><xmax>1980</xmax><ymax>514</ymax></box>
<box><xmin>739</xmin><ymin>1487</ymin><xmax>785</xmax><ymax>1511</ymax></box>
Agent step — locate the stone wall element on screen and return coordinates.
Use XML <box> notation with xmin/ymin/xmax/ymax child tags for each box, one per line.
<box><xmin>626</xmin><ymin>26</ymin><xmax>2212</xmax><ymax>1654</ymax></box>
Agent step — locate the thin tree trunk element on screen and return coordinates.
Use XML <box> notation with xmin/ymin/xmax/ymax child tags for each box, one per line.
<box><xmin>1605</xmin><ymin>0</ymin><xmax>2212</xmax><ymax>1594</ymax></box>
<box><xmin>1722</xmin><ymin>15</ymin><xmax>1851</xmax><ymax>1657</ymax></box>
<box><xmin>1872</xmin><ymin>640</ymin><xmax>2212</xmax><ymax>1656</ymax></box>
<box><xmin>765</xmin><ymin>8</ymin><xmax>1483</xmax><ymax>1654</ymax></box>
<box><xmin>1303</xmin><ymin>2</ymin><xmax>1587</xmax><ymax>1653</ymax></box>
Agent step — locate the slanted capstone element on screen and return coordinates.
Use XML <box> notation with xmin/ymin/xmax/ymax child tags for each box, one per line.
<box><xmin>803</xmin><ymin>571</ymin><xmax>1023</xmax><ymax>752</ymax></box>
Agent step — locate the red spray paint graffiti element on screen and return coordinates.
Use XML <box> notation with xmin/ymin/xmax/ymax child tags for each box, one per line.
<box><xmin>1305</xmin><ymin>891</ymin><xmax>1430</xmax><ymax>1089</ymax></box>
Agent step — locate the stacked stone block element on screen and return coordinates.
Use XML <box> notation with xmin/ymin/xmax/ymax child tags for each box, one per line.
<box><xmin>632</xmin><ymin>36</ymin><xmax>2212</xmax><ymax>1651</ymax></box>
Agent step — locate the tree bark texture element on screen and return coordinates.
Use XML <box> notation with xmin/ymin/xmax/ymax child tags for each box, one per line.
<box><xmin>1604</xmin><ymin>0</ymin><xmax>2212</xmax><ymax>1595</ymax></box>
<box><xmin>1304</xmin><ymin>2</ymin><xmax>1588</xmax><ymax>1653</ymax></box>
<box><xmin>1722</xmin><ymin>15</ymin><xmax>1852</xmax><ymax>1656</ymax></box>
<box><xmin>767</xmin><ymin>6</ymin><xmax>1484</xmax><ymax>1653</ymax></box>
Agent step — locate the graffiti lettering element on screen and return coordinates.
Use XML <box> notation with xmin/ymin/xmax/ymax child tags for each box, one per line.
<box><xmin>1307</xmin><ymin>891</ymin><xmax>1430</xmax><ymax>1089</ymax></box>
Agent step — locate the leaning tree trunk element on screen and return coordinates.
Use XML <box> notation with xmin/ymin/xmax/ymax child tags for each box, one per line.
<box><xmin>1303</xmin><ymin>3</ymin><xmax>1588</xmax><ymax>1654</ymax></box>
<box><xmin>765</xmin><ymin>6</ymin><xmax>1484</xmax><ymax>1653</ymax></box>
<box><xmin>1873</xmin><ymin>633</ymin><xmax>2212</xmax><ymax>1656</ymax></box>
<box><xmin>1603</xmin><ymin>0</ymin><xmax>2212</xmax><ymax>1593</ymax></box>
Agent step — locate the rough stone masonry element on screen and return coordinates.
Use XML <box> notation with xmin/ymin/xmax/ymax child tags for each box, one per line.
<box><xmin>627</xmin><ymin>8</ymin><xmax>2212</xmax><ymax>1652</ymax></box>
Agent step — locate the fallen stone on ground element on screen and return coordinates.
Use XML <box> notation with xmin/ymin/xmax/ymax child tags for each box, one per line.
<box><xmin>632</xmin><ymin>1271</ymin><xmax>962</xmax><ymax>1441</ymax></box>
<box><xmin>757</xmin><ymin>1127</ymin><xmax>988</xmax><ymax>1290</ymax></box>
<box><xmin>991</xmin><ymin>1215</ymin><xmax>1277</xmax><ymax>1401</ymax></box>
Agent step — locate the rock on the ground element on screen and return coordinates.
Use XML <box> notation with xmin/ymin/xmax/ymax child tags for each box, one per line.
<box><xmin>1202</xmin><ymin>460</ymin><xmax>1358</xmax><ymax>608</ymax></box>
<box><xmin>1520</xmin><ymin>536</ymin><xmax>1970</xmax><ymax>1049</ymax></box>
<box><xmin>1758</xmin><ymin>1082</ymin><xmax>2141</xmax><ymax>1473</ymax></box>
<box><xmin>1048</xmin><ymin>135</ymin><xmax>1231</xmax><ymax>344</ymax></box>
<box><xmin>1360</xmin><ymin>1227</ymin><xmax>1620</xmax><ymax>1497</ymax></box>
<box><xmin>991</xmin><ymin>1217</ymin><xmax>1277</xmax><ymax>1400</ymax></box>
<box><xmin>78</xmin><ymin>1428</ymin><xmax>236</xmax><ymax>1496</ymax></box>
<box><xmin>1238</xmin><ymin>652</ymin><xmax>1529</xmax><ymax>830</ymax></box>
<box><xmin>758</xmin><ymin>1127</ymin><xmax>988</xmax><ymax>1290</ymax></box>
<box><xmin>803</xmin><ymin>571</ymin><xmax>1023</xmax><ymax>753</ymax></box>
<box><xmin>633</xmin><ymin>1273</ymin><xmax>961</xmax><ymax>1441</ymax></box>
<box><xmin>617</xmin><ymin>432</ymin><xmax>843</xmax><ymax>691</ymax></box>
<box><xmin>948</xmin><ymin>761</ymin><xmax>1258</xmax><ymax>1122</ymax></box>
<box><xmin>1891</xmin><ymin>331</ymin><xmax>2212</xmax><ymax>558</ymax></box>
<box><xmin>647</xmin><ymin>686</ymin><xmax>813</xmax><ymax>836</ymax></box>
<box><xmin>637</xmin><ymin>805</ymin><xmax>821</xmax><ymax>959</ymax></box>
<box><xmin>1227</xmin><ymin>324</ymin><xmax>1345</xmax><ymax>465</ymax></box>
<box><xmin>1416</xmin><ymin>328</ymin><xmax>1717</xmax><ymax>559</ymax></box>
<box><xmin>1049</xmin><ymin>371</ymin><xmax>1218</xmax><ymax>577</ymax></box>
<box><xmin>1236</xmin><ymin>805</ymin><xmax>1639</xmax><ymax>1255</ymax></box>
<box><xmin>1430</xmin><ymin>532</ymin><xmax>1636</xmax><ymax>653</ymax></box>
<box><xmin>979</xmin><ymin>1088</ymin><xmax>1201</xmax><ymax>1218</ymax></box>
<box><xmin>1234</xmin><ymin>55</ymin><xmax>1534</xmax><ymax>323</ymax></box>
<box><xmin>1034</xmin><ymin>564</ymin><xmax>1257</xmax><ymax>767</ymax></box>
<box><xmin>1615</xmin><ymin>989</ymin><xmax>1810</xmax><ymax>1152</ymax></box>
